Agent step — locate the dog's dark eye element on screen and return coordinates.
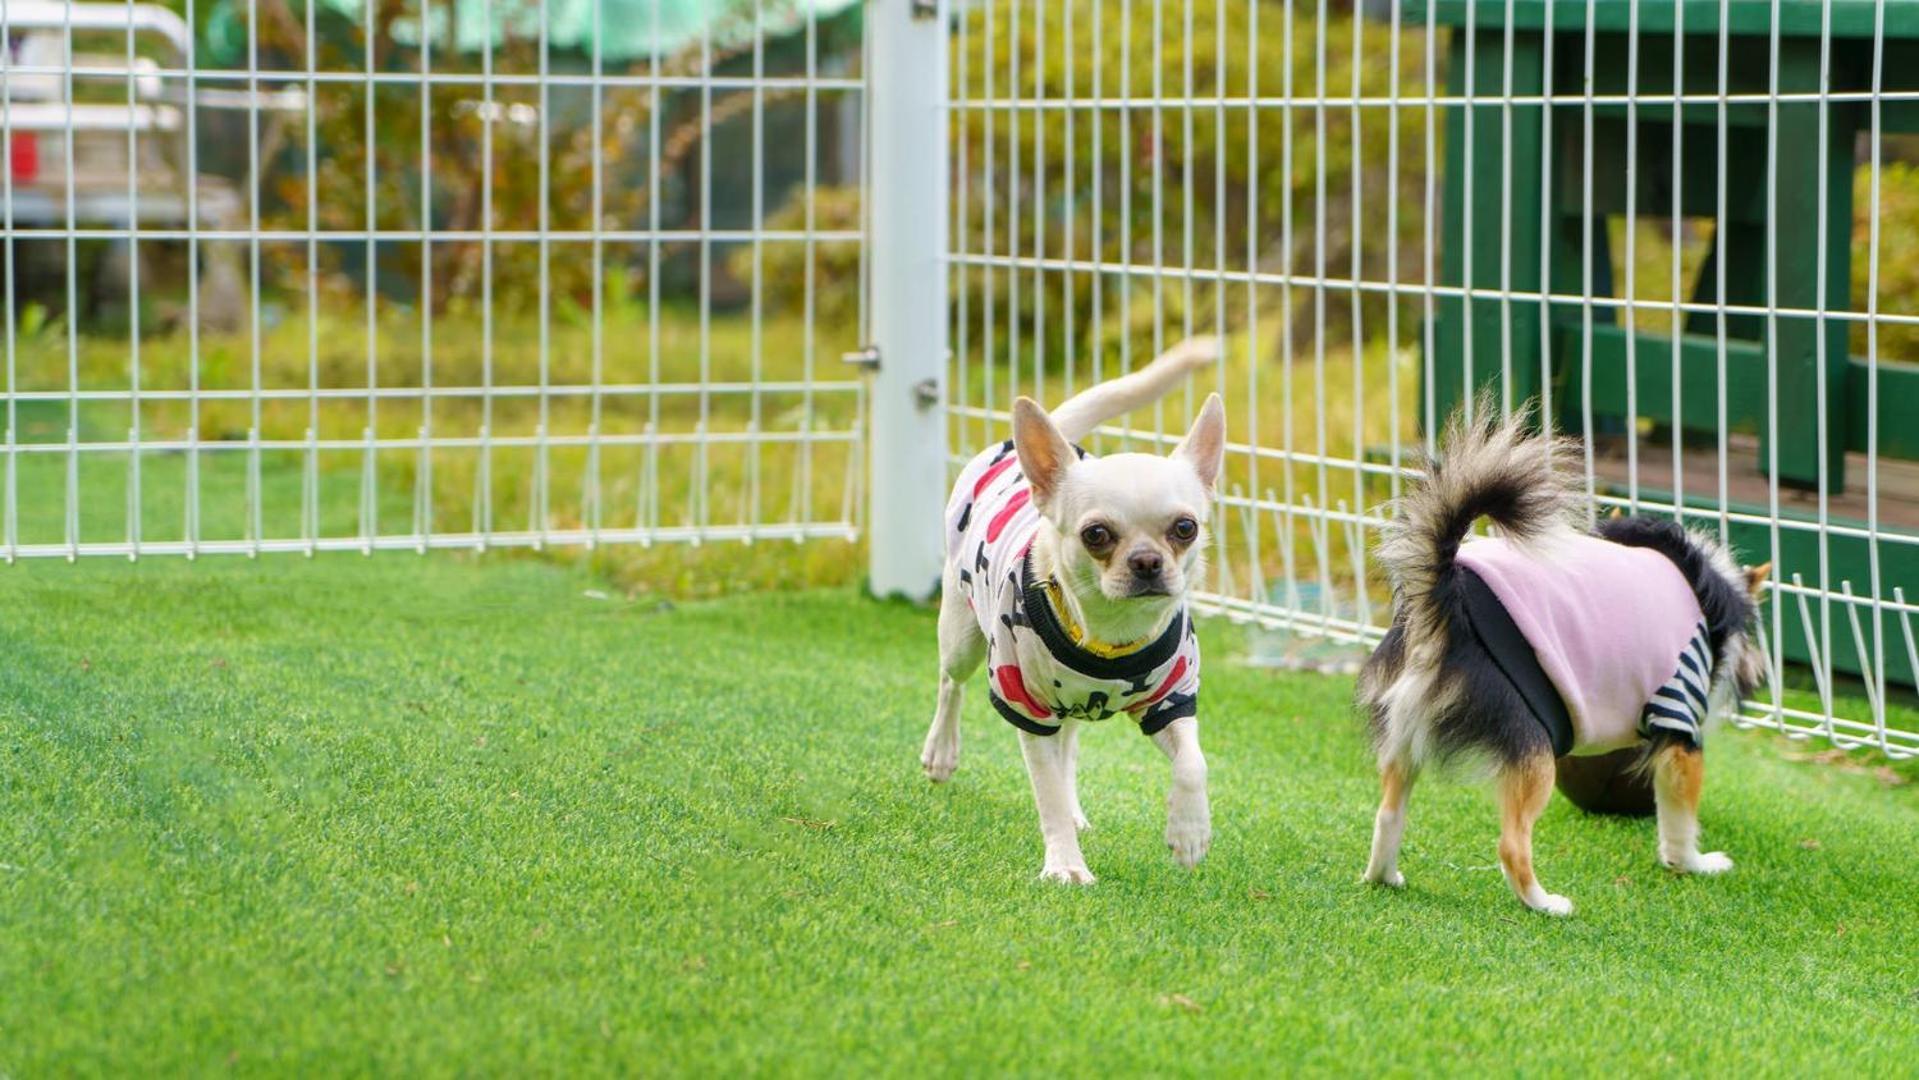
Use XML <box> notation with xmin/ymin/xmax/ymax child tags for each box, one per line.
<box><xmin>1169</xmin><ymin>516</ymin><xmax>1199</xmax><ymax>544</ymax></box>
<box><xmin>1079</xmin><ymin>523</ymin><xmax>1114</xmax><ymax>550</ymax></box>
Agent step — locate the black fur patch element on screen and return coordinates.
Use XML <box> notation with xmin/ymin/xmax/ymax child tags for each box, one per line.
<box><xmin>1361</xmin><ymin>614</ymin><xmax>1555</xmax><ymax>770</ymax></box>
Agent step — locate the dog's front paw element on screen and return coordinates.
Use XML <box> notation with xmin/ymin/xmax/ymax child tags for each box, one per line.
<box><xmin>1361</xmin><ymin>867</ymin><xmax>1406</xmax><ymax>888</ymax></box>
<box><xmin>1525</xmin><ymin>892</ymin><xmax>1575</xmax><ymax>917</ymax></box>
<box><xmin>920</xmin><ymin>733</ymin><xmax>958</xmax><ymax>784</ymax></box>
<box><xmin>1665</xmin><ymin>850</ymin><xmax>1734</xmax><ymax>875</ymax></box>
<box><xmin>1039</xmin><ymin>863</ymin><xmax>1096</xmax><ymax>886</ymax></box>
<box><xmin>1165</xmin><ymin>801</ymin><xmax>1211</xmax><ymax>869</ymax></box>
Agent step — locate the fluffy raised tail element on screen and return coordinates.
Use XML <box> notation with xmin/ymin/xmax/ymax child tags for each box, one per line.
<box><xmin>1046</xmin><ymin>336</ymin><xmax>1221</xmax><ymax>443</ymax></box>
<box><xmin>1374</xmin><ymin>401</ymin><xmax>1582</xmax><ymax>652</ymax></box>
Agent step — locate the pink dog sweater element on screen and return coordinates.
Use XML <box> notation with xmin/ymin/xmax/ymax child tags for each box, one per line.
<box><xmin>1456</xmin><ymin>534</ymin><xmax>1708</xmax><ymax>753</ymax></box>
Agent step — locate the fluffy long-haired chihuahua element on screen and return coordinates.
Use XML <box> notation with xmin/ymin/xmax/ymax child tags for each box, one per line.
<box><xmin>923</xmin><ymin>338</ymin><xmax>1225</xmax><ymax>885</ymax></box>
<box><xmin>1358</xmin><ymin>403</ymin><xmax>1768</xmax><ymax>915</ymax></box>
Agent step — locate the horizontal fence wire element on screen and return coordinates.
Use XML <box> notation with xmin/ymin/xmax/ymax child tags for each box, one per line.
<box><xmin>944</xmin><ymin>0</ymin><xmax>1919</xmax><ymax>759</ymax></box>
<box><xmin>0</xmin><ymin>0</ymin><xmax>866</xmax><ymax>562</ymax></box>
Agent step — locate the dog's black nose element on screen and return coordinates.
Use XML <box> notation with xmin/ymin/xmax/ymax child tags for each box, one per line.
<box><xmin>1128</xmin><ymin>550</ymin><xmax>1164</xmax><ymax>580</ymax></box>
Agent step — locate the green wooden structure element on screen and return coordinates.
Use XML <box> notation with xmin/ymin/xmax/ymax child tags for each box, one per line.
<box><xmin>1414</xmin><ymin>0</ymin><xmax>1919</xmax><ymax>686</ymax></box>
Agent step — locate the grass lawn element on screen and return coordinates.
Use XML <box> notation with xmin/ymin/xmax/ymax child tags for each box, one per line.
<box><xmin>2</xmin><ymin>551</ymin><xmax>1915</xmax><ymax>1075</ymax></box>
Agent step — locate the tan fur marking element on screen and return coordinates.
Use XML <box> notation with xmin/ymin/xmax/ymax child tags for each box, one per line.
<box><xmin>1652</xmin><ymin>742</ymin><xmax>1703</xmax><ymax>816</ymax></box>
<box><xmin>1496</xmin><ymin>753</ymin><xmax>1556</xmax><ymax>900</ymax></box>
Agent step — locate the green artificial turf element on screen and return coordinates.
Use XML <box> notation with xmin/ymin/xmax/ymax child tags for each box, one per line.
<box><xmin>2</xmin><ymin>554</ymin><xmax>1915</xmax><ymax>1076</ymax></box>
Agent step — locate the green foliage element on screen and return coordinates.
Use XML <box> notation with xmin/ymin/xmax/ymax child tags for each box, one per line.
<box><xmin>727</xmin><ymin>184</ymin><xmax>863</xmax><ymax>333</ymax></box>
<box><xmin>1855</xmin><ymin>159</ymin><xmax>1919</xmax><ymax>362</ymax></box>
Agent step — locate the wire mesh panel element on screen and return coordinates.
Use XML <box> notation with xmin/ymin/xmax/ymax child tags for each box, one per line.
<box><xmin>944</xmin><ymin>0</ymin><xmax>1919</xmax><ymax>759</ymax></box>
<box><xmin>0</xmin><ymin>0</ymin><xmax>865</xmax><ymax>558</ymax></box>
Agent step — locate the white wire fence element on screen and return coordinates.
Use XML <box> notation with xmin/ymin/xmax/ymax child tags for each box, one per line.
<box><xmin>0</xmin><ymin>0</ymin><xmax>866</xmax><ymax>559</ymax></box>
<box><xmin>943</xmin><ymin>0</ymin><xmax>1919</xmax><ymax>759</ymax></box>
<box><xmin>4</xmin><ymin>0</ymin><xmax>1916</xmax><ymax>760</ymax></box>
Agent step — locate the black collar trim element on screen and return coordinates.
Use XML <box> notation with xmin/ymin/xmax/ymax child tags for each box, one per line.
<box><xmin>1020</xmin><ymin>551</ymin><xmax>1186</xmax><ymax>680</ymax></box>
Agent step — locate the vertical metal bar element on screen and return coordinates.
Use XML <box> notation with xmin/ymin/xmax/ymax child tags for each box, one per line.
<box><xmin>804</xmin><ymin>0</ymin><xmax>822</xmax><ymax>529</ymax></box>
<box><xmin>1063</xmin><ymin>0</ymin><xmax>1076</xmax><ymax>400</ymax></box>
<box><xmin>1387</xmin><ymin>0</ymin><xmax>1403</xmax><ymax>500</ymax></box>
<box><xmin>1764</xmin><ymin>0</ymin><xmax>1786</xmax><ymax>723</ymax></box>
<box><xmin>1422</xmin><ymin>0</ymin><xmax>1437</xmax><ymax>454</ymax></box>
<box><xmin>1092</xmin><ymin>0</ymin><xmax>1105</xmax><ymax>436</ymax></box>
<box><xmin>1812</xmin><ymin>0</ymin><xmax>1836</xmax><ymax>735</ymax></box>
<box><xmin>304</xmin><ymin>0</ymin><xmax>320</xmax><ymax>553</ymax></box>
<box><xmin>1865</xmin><ymin>0</ymin><xmax>1889</xmax><ymax>746</ymax></box>
<box><xmin>1149</xmin><ymin>0</ymin><xmax>1163</xmax><ymax>439</ymax></box>
<box><xmin>1350</xmin><ymin>0</ymin><xmax>1367</xmax><ymax>596</ymax></box>
<box><xmin>535</xmin><ymin>0</ymin><xmax>553</xmax><ymax>547</ymax></box>
<box><xmin>1279</xmin><ymin>0</ymin><xmax>1297</xmax><ymax>610</ymax></box>
<box><xmin>750</xmin><ymin>0</ymin><xmax>766</xmax><ymax>536</ymax></box>
<box><xmin>1669</xmin><ymin>0</ymin><xmax>1685</xmax><ymax>524</ymax></box>
<box><xmin>419</xmin><ymin>0</ymin><xmax>435</xmax><ymax>551</ymax></box>
<box><xmin>1</xmin><ymin>0</ymin><xmax>15</xmax><ymax>561</ymax></box>
<box><xmin>983</xmin><ymin>0</ymin><xmax>996</xmax><ymax>442</ymax></box>
<box><xmin>62</xmin><ymin>2</ymin><xmax>79</xmax><ymax>559</ymax></box>
<box><xmin>1009</xmin><ymin>0</ymin><xmax>1022</xmax><ymax>411</ymax></box>
<box><xmin>1715</xmin><ymin>0</ymin><xmax>1731</xmax><ymax>546</ymax></box>
<box><xmin>1537</xmin><ymin>0</ymin><xmax>1554</xmax><ymax>440</ymax></box>
<box><xmin>648</xmin><ymin>0</ymin><xmax>662</xmax><ymax>535</ymax></box>
<box><xmin>248</xmin><ymin>0</ymin><xmax>262</xmax><ymax>555</ymax></box>
<box><xmin>867</xmin><ymin>0</ymin><xmax>951</xmax><ymax>598</ymax></box>
<box><xmin>1312</xmin><ymin>0</ymin><xmax>1330</xmax><ymax>615</ymax></box>
<box><xmin>1579</xmin><ymin>0</ymin><xmax>1597</xmax><ymax>509</ymax></box>
<box><xmin>1622</xmin><ymin>0</ymin><xmax>1639</xmax><ymax>512</ymax></box>
<box><xmin>1120</xmin><ymin>0</ymin><xmax>1133</xmax><ymax>449</ymax></box>
<box><xmin>1032</xmin><ymin>0</ymin><xmax>1045</xmax><ymax>403</ymax></box>
<box><xmin>186</xmin><ymin>0</ymin><xmax>202</xmax><ymax>558</ymax></box>
<box><xmin>480</xmin><ymin>0</ymin><xmax>496</xmax><ymax>546</ymax></box>
<box><xmin>125</xmin><ymin>0</ymin><xmax>143</xmax><ymax>556</ymax></box>
<box><xmin>583</xmin><ymin>0</ymin><xmax>598</xmax><ymax>544</ymax></box>
<box><xmin>698</xmin><ymin>10</ymin><xmax>713</xmax><ymax>537</ymax></box>
<box><xmin>362</xmin><ymin>0</ymin><xmax>378</xmax><ymax>553</ymax></box>
<box><xmin>1244</xmin><ymin>0</ymin><xmax>1262</xmax><ymax>599</ymax></box>
<box><xmin>1498</xmin><ymin>0</ymin><xmax>1514</xmax><ymax>416</ymax></box>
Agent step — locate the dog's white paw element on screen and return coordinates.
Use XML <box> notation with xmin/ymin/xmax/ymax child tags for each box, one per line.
<box><xmin>1165</xmin><ymin>804</ymin><xmax>1211</xmax><ymax>869</ymax></box>
<box><xmin>1527</xmin><ymin>892</ymin><xmax>1575</xmax><ymax>917</ymax></box>
<box><xmin>1666</xmin><ymin>850</ymin><xmax>1734</xmax><ymax>875</ymax></box>
<box><xmin>920</xmin><ymin>734</ymin><xmax>958</xmax><ymax>783</ymax></box>
<box><xmin>1361</xmin><ymin>867</ymin><xmax>1406</xmax><ymax>888</ymax></box>
<box><xmin>1072</xmin><ymin>808</ymin><xmax>1092</xmax><ymax>832</ymax></box>
<box><xmin>1039</xmin><ymin>863</ymin><xmax>1096</xmax><ymax>886</ymax></box>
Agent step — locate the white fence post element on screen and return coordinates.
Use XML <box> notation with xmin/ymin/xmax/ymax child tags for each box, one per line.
<box><xmin>865</xmin><ymin>0</ymin><xmax>950</xmax><ymax>600</ymax></box>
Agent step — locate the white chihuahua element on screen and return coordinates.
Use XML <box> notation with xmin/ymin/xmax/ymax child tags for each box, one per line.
<box><xmin>922</xmin><ymin>339</ymin><xmax>1225</xmax><ymax>884</ymax></box>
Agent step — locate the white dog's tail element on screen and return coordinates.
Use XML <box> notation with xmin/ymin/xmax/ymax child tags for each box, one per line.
<box><xmin>1046</xmin><ymin>336</ymin><xmax>1221</xmax><ymax>443</ymax></box>
<box><xmin>1374</xmin><ymin>400</ymin><xmax>1582</xmax><ymax>655</ymax></box>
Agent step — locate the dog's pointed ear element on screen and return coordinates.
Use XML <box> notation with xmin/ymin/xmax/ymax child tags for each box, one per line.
<box><xmin>1607</xmin><ymin>506</ymin><xmax>1624</xmax><ymax>520</ymax></box>
<box><xmin>1012</xmin><ymin>397</ymin><xmax>1075</xmax><ymax>512</ymax></box>
<box><xmin>1174</xmin><ymin>393</ymin><xmax>1226</xmax><ymax>497</ymax></box>
<box><xmin>1744</xmin><ymin>561</ymin><xmax>1772</xmax><ymax>597</ymax></box>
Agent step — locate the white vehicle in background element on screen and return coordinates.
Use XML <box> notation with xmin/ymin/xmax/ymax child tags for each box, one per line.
<box><xmin>2</xmin><ymin>1</ymin><xmax>302</xmax><ymax>330</ymax></box>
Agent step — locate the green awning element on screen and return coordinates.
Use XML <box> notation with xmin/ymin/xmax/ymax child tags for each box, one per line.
<box><xmin>209</xmin><ymin>0</ymin><xmax>859</xmax><ymax>65</ymax></box>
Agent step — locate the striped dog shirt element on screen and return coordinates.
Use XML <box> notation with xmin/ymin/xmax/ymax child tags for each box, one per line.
<box><xmin>945</xmin><ymin>440</ymin><xmax>1201</xmax><ymax>737</ymax></box>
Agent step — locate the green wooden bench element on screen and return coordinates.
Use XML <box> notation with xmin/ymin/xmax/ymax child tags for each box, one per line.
<box><xmin>1411</xmin><ymin>0</ymin><xmax>1919</xmax><ymax>684</ymax></box>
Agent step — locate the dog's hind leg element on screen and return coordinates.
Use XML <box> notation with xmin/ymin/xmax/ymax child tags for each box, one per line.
<box><xmin>1497</xmin><ymin>751</ymin><xmax>1572</xmax><ymax>916</ymax></box>
<box><xmin>1652</xmin><ymin>742</ymin><xmax>1733</xmax><ymax>875</ymax></box>
<box><xmin>923</xmin><ymin>570</ymin><xmax>985</xmax><ymax>783</ymax></box>
<box><xmin>1021</xmin><ymin>722</ymin><xmax>1094</xmax><ymax>884</ymax></box>
<box><xmin>1361</xmin><ymin>757</ymin><xmax>1417</xmax><ymax>887</ymax></box>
